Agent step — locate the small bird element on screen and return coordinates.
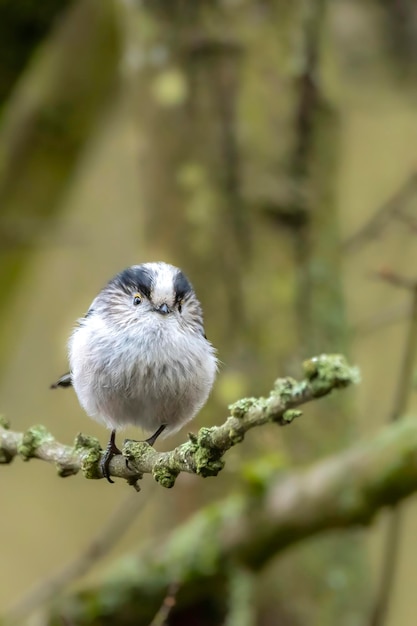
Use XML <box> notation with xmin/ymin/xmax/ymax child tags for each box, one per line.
<box><xmin>52</xmin><ymin>262</ymin><xmax>217</xmax><ymax>482</ymax></box>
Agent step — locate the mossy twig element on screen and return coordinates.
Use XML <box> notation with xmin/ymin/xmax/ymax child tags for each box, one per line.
<box><xmin>0</xmin><ymin>354</ymin><xmax>358</xmax><ymax>489</ymax></box>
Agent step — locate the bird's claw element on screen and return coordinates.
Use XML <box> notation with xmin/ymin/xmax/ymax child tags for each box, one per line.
<box><xmin>101</xmin><ymin>430</ymin><xmax>122</xmax><ymax>484</ymax></box>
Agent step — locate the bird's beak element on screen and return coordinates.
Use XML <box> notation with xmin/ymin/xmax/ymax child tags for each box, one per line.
<box><xmin>155</xmin><ymin>303</ymin><xmax>171</xmax><ymax>315</ymax></box>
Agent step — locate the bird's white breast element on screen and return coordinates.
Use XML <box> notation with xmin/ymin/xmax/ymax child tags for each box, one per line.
<box><xmin>69</xmin><ymin>314</ymin><xmax>217</xmax><ymax>433</ymax></box>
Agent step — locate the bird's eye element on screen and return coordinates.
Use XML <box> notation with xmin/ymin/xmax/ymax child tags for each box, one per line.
<box><xmin>133</xmin><ymin>293</ymin><xmax>142</xmax><ymax>306</ymax></box>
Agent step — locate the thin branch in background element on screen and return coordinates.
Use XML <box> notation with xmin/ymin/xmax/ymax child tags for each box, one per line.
<box><xmin>353</xmin><ymin>302</ymin><xmax>409</xmax><ymax>336</ymax></box>
<box><xmin>370</xmin><ymin>268</ymin><xmax>417</xmax><ymax>291</ymax></box>
<box><xmin>343</xmin><ymin>172</ymin><xmax>417</xmax><ymax>252</ymax></box>
<box><xmin>4</xmin><ymin>489</ymin><xmax>155</xmax><ymax>624</ymax></box>
<box><xmin>383</xmin><ymin>281</ymin><xmax>417</xmax><ymax>626</ymax></box>
<box><xmin>394</xmin><ymin>208</ymin><xmax>417</xmax><ymax>234</ymax></box>
<box><xmin>353</xmin><ymin>271</ymin><xmax>417</xmax><ymax>335</ymax></box>
<box><xmin>148</xmin><ymin>581</ymin><xmax>180</xmax><ymax>626</ymax></box>
<box><xmin>369</xmin><ymin>281</ymin><xmax>417</xmax><ymax>626</ymax></box>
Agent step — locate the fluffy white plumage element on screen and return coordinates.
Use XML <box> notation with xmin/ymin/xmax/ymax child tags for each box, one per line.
<box><xmin>66</xmin><ymin>262</ymin><xmax>217</xmax><ymax>436</ymax></box>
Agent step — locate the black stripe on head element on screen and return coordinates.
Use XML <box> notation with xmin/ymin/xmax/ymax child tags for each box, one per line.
<box><xmin>112</xmin><ymin>266</ymin><xmax>153</xmax><ymax>298</ymax></box>
<box><xmin>174</xmin><ymin>270</ymin><xmax>193</xmax><ymax>301</ymax></box>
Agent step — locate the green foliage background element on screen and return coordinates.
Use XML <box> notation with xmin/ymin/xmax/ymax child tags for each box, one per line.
<box><xmin>1</xmin><ymin>1</ymin><xmax>417</xmax><ymax>625</ymax></box>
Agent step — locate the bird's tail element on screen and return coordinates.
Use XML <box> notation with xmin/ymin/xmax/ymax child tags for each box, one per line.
<box><xmin>50</xmin><ymin>372</ymin><xmax>72</xmax><ymax>389</ymax></box>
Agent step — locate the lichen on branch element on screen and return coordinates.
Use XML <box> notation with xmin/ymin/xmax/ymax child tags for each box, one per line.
<box><xmin>0</xmin><ymin>354</ymin><xmax>358</xmax><ymax>489</ymax></box>
<box><xmin>50</xmin><ymin>416</ymin><xmax>417</xmax><ymax>625</ymax></box>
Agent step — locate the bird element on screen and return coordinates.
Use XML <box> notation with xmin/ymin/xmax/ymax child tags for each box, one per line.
<box><xmin>52</xmin><ymin>262</ymin><xmax>217</xmax><ymax>483</ymax></box>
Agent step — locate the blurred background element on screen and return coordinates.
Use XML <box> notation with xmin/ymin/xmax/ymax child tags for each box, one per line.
<box><xmin>1</xmin><ymin>0</ymin><xmax>417</xmax><ymax>625</ymax></box>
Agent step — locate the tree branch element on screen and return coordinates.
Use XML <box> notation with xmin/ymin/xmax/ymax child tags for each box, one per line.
<box><xmin>49</xmin><ymin>416</ymin><xmax>417</xmax><ymax>625</ymax></box>
<box><xmin>0</xmin><ymin>354</ymin><xmax>358</xmax><ymax>490</ymax></box>
<box><xmin>369</xmin><ymin>280</ymin><xmax>417</xmax><ymax>626</ymax></box>
<box><xmin>343</xmin><ymin>171</ymin><xmax>417</xmax><ymax>252</ymax></box>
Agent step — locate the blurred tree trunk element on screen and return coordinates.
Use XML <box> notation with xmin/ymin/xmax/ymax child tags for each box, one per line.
<box><xmin>288</xmin><ymin>0</ymin><xmax>347</xmax><ymax>359</ymax></box>
<box><xmin>133</xmin><ymin>3</ymin><xmax>248</xmax><ymax>348</ymax></box>
<box><xmin>0</xmin><ymin>0</ymin><xmax>74</xmax><ymax>104</ymax></box>
<box><xmin>122</xmin><ymin>1</ymin><xmax>368</xmax><ymax>625</ymax></box>
<box><xmin>0</xmin><ymin>0</ymin><xmax>121</xmax><ymax>368</ymax></box>
<box><xmin>378</xmin><ymin>0</ymin><xmax>417</xmax><ymax>70</ymax></box>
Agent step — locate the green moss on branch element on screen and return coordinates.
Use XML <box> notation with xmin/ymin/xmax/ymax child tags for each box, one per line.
<box><xmin>0</xmin><ymin>354</ymin><xmax>358</xmax><ymax>487</ymax></box>
<box><xmin>52</xmin><ymin>416</ymin><xmax>417</xmax><ymax>625</ymax></box>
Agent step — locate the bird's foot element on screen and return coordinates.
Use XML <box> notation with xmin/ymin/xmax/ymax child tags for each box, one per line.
<box><xmin>145</xmin><ymin>423</ymin><xmax>167</xmax><ymax>447</ymax></box>
<box><xmin>101</xmin><ymin>429</ymin><xmax>122</xmax><ymax>484</ymax></box>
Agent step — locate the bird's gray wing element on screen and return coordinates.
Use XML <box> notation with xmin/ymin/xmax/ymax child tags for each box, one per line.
<box><xmin>50</xmin><ymin>372</ymin><xmax>72</xmax><ymax>389</ymax></box>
